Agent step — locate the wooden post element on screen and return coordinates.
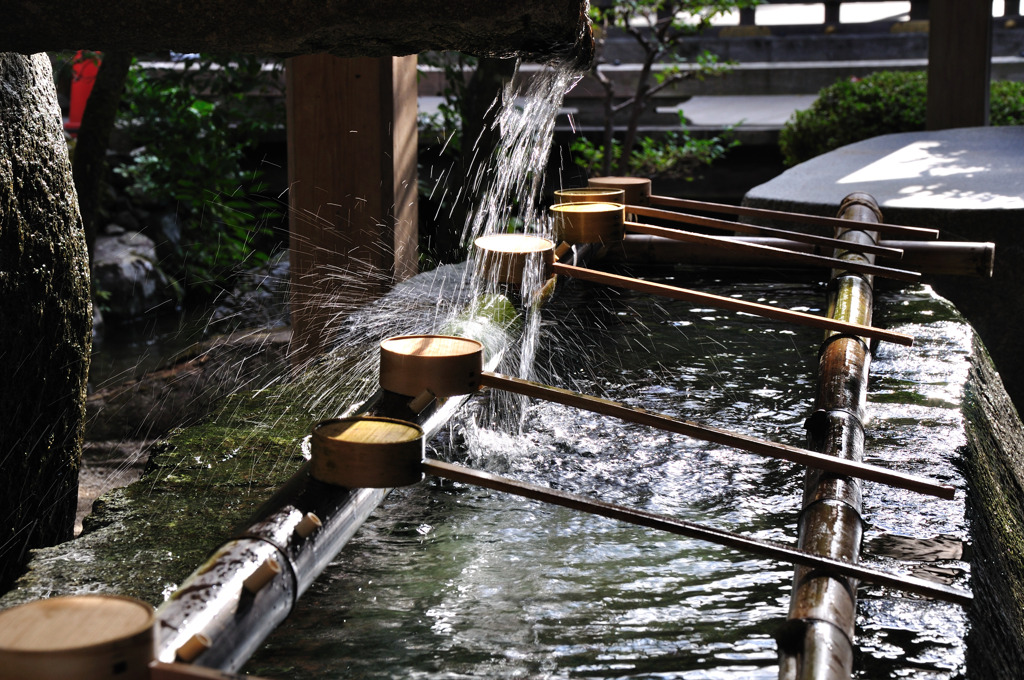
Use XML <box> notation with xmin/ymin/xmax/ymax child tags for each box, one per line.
<box><xmin>287</xmin><ymin>55</ymin><xmax>419</xmax><ymax>368</ymax></box>
<box><xmin>927</xmin><ymin>0</ymin><xmax>992</xmax><ymax>129</ymax></box>
<box><xmin>824</xmin><ymin>1</ymin><xmax>840</xmax><ymax>25</ymax></box>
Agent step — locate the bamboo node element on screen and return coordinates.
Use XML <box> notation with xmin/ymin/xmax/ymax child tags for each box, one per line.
<box><xmin>243</xmin><ymin>557</ymin><xmax>282</xmax><ymax>595</ymax></box>
<box><xmin>175</xmin><ymin>634</ymin><xmax>211</xmax><ymax>663</ymax></box>
<box><xmin>294</xmin><ymin>512</ymin><xmax>322</xmax><ymax>538</ymax></box>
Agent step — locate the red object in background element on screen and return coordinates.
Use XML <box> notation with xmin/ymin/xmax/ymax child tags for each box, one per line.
<box><xmin>65</xmin><ymin>51</ymin><xmax>101</xmax><ymax>136</ymax></box>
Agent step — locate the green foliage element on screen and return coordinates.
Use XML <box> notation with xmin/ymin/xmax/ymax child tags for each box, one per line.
<box><xmin>581</xmin><ymin>0</ymin><xmax>749</xmax><ymax>177</ymax></box>
<box><xmin>572</xmin><ymin>114</ymin><xmax>737</xmax><ymax>179</ymax></box>
<box><xmin>991</xmin><ymin>79</ymin><xmax>1024</xmax><ymax>127</ymax></box>
<box><xmin>114</xmin><ymin>56</ymin><xmax>284</xmax><ymax>295</ymax></box>
<box><xmin>779</xmin><ymin>71</ymin><xmax>1024</xmax><ymax>166</ymax></box>
<box><xmin>417</xmin><ymin>51</ymin><xmax>477</xmax><ymax>154</ymax></box>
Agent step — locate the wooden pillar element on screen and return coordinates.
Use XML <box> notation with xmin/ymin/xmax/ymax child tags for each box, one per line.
<box><xmin>287</xmin><ymin>55</ymin><xmax>419</xmax><ymax>367</ymax></box>
<box><xmin>824</xmin><ymin>1</ymin><xmax>840</xmax><ymax>25</ymax></box>
<box><xmin>927</xmin><ymin>0</ymin><xmax>992</xmax><ymax>130</ymax></box>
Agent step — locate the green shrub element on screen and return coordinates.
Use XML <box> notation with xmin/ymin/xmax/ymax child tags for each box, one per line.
<box><xmin>991</xmin><ymin>79</ymin><xmax>1024</xmax><ymax>127</ymax></box>
<box><xmin>115</xmin><ymin>56</ymin><xmax>285</xmax><ymax>296</ymax></box>
<box><xmin>779</xmin><ymin>71</ymin><xmax>1024</xmax><ymax>166</ymax></box>
<box><xmin>571</xmin><ymin>114</ymin><xmax>738</xmax><ymax>180</ymax></box>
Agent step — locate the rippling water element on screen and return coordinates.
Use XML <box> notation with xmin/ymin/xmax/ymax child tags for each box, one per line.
<box><xmin>245</xmin><ymin>280</ymin><xmax>969</xmax><ymax>679</ymax></box>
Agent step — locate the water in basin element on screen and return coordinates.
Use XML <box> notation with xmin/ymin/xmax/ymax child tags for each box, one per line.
<box><xmin>245</xmin><ymin>278</ymin><xmax>969</xmax><ymax>679</ymax></box>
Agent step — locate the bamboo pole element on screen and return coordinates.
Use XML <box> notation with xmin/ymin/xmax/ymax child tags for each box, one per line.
<box><xmin>625</xmin><ymin>204</ymin><xmax>905</xmax><ymax>258</ymax></box>
<box><xmin>553</xmin><ymin>262</ymin><xmax>915</xmax><ymax>347</ymax></box>
<box><xmin>478</xmin><ymin>372</ymin><xmax>954</xmax><ymax>499</ymax></box>
<box><xmin>422</xmin><ymin>459</ymin><xmax>971</xmax><ymax>606</ymax></box>
<box><xmin>778</xmin><ymin>192</ymin><xmax>884</xmax><ymax>680</ymax></box>
<box><xmin>608</xmin><ymin>235</ymin><xmax>995</xmax><ymax>278</ymax></box>
<box><xmin>624</xmin><ymin>220</ymin><xmax>921</xmax><ymax>282</ymax></box>
<box><xmin>647</xmin><ymin>194</ymin><xmax>940</xmax><ymax>240</ymax></box>
<box><xmin>152</xmin><ymin>298</ymin><xmax>520</xmax><ymax>671</ymax></box>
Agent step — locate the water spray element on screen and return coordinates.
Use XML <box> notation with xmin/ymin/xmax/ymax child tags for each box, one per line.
<box><xmin>472</xmin><ymin>231</ymin><xmax>916</xmax><ymax>346</ymax></box>
<box><xmin>299</xmin><ymin>332</ymin><xmax>968</xmax><ymax>606</ymax></box>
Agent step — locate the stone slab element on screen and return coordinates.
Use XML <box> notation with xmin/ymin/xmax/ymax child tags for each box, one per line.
<box><xmin>659</xmin><ymin>94</ymin><xmax>819</xmax><ymax>128</ymax></box>
<box><xmin>743</xmin><ymin>125</ymin><xmax>1024</xmax><ymax>411</ymax></box>
<box><xmin>745</xmin><ymin>125</ymin><xmax>1024</xmax><ymax>223</ymax></box>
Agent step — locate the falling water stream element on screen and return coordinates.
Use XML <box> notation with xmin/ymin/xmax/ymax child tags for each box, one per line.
<box><xmin>229</xmin><ymin>60</ymin><xmax>971</xmax><ymax>678</ymax></box>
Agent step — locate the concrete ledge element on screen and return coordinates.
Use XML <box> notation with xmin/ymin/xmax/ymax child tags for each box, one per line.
<box><xmin>962</xmin><ymin>334</ymin><xmax>1024</xmax><ymax>677</ymax></box>
<box><xmin>744</xmin><ymin>126</ymin><xmax>1024</xmax><ymax>225</ymax></box>
<box><xmin>743</xmin><ymin>125</ymin><xmax>1024</xmax><ymax>412</ymax></box>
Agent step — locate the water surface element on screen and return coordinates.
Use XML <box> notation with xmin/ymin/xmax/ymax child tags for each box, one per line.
<box><xmin>246</xmin><ymin>279</ymin><xmax>969</xmax><ymax>679</ymax></box>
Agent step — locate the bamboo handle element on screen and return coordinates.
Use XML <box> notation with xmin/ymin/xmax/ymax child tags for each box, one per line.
<box><xmin>625</xmin><ymin>221</ymin><xmax>920</xmax><ymax>282</ymax></box>
<box><xmin>552</xmin><ymin>262</ymin><xmax>915</xmax><ymax>347</ymax></box>
<box><xmin>422</xmin><ymin>459</ymin><xmax>972</xmax><ymax>607</ymax></box>
<box><xmin>647</xmin><ymin>194</ymin><xmax>940</xmax><ymax>240</ymax></box>
<box><xmin>479</xmin><ymin>372</ymin><xmax>953</xmax><ymax>500</ymax></box>
<box><xmin>626</xmin><ymin>204</ymin><xmax>905</xmax><ymax>258</ymax></box>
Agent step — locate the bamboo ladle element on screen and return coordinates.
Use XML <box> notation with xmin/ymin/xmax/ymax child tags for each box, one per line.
<box><xmin>307</xmin><ymin>411</ymin><xmax>969</xmax><ymax>606</ymax></box>
<box><xmin>473</xmin><ymin>233</ymin><xmax>915</xmax><ymax>346</ymax></box>
<box><xmin>376</xmin><ymin>335</ymin><xmax>951</xmax><ymax>499</ymax></box>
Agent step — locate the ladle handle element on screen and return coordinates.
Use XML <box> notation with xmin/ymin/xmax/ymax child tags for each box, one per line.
<box><xmin>552</xmin><ymin>262</ymin><xmax>915</xmax><ymax>347</ymax></box>
<box><xmin>625</xmin><ymin>220</ymin><xmax>920</xmax><ymax>282</ymax></box>
<box><xmin>422</xmin><ymin>459</ymin><xmax>972</xmax><ymax>608</ymax></box>
<box><xmin>648</xmin><ymin>194</ymin><xmax>940</xmax><ymax>240</ymax></box>
<box><xmin>625</xmin><ymin>205</ymin><xmax>905</xmax><ymax>259</ymax></box>
<box><xmin>479</xmin><ymin>372</ymin><xmax>954</xmax><ymax>500</ymax></box>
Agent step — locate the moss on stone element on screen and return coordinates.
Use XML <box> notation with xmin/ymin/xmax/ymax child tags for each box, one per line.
<box><xmin>961</xmin><ymin>335</ymin><xmax>1024</xmax><ymax>676</ymax></box>
<box><xmin>0</xmin><ymin>387</ymin><xmax>312</xmax><ymax>609</ymax></box>
<box><xmin>0</xmin><ymin>290</ymin><xmax>523</xmax><ymax>612</ymax></box>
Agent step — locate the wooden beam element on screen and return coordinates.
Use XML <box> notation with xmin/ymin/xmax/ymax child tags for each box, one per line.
<box><xmin>0</xmin><ymin>0</ymin><xmax>593</xmax><ymax>62</ymax></box>
<box><xmin>287</xmin><ymin>55</ymin><xmax>418</xmax><ymax>367</ymax></box>
<box><xmin>927</xmin><ymin>0</ymin><xmax>992</xmax><ymax>129</ymax></box>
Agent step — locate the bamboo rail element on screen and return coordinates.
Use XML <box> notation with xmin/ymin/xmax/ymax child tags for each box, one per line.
<box><xmin>647</xmin><ymin>194</ymin><xmax>940</xmax><ymax>240</ymax></box>
<box><xmin>777</xmin><ymin>192</ymin><xmax>890</xmax><ymax>680</ymax></box>
<box><xmin>608</xmin><ymin>235</ymin><xmax>995</xmax><ymax>278</ymax></box>
<box><xmin>150</xmin><ymin>299</ymin><xmax>522</xmax><ymax>671</ymax></box>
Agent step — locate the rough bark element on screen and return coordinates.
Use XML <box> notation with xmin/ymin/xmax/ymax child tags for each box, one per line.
<box><xmin>0</xmin><ymin>53</ymin><xmax>93</xmax><ymax>591</ymax></box>
<box><xmin>461</xmin><ymin>57</ymin><xmax>517</xmax><ymax>164</ymax></box>
<box><xmin>1</xmin><ymin>1</ymin><xmax>593</xmax><ymax>66</ymax></box>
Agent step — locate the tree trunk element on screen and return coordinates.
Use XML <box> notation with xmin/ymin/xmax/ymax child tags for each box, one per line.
<box><xmin>72</xmin><ymin>50</ymin><xmax>133</xmax><ymax>265</ymax></box>
<box><xmin>0</xmin><ymin>53</ymin><xmax>93</xmax><ymax>592</ymax></box>
<box><xmin>461</xmin><ymin>57</ymin><xmax>517</xmax><ymax>171</ymax></box>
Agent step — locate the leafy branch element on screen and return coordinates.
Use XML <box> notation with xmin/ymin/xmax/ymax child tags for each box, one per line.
<box><xmin>585</xmin><ymin>0</ymin><xmax>749</xmax><ymax>177</ymax></box>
